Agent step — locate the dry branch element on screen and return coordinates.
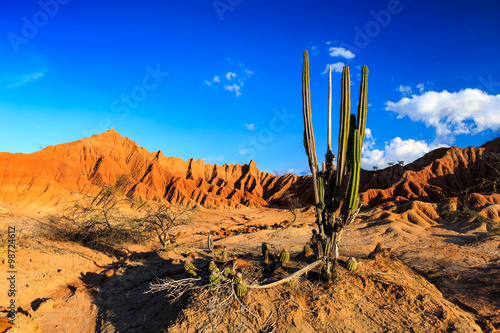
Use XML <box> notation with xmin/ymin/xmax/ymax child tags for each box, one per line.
<box><xmin>247</xmin><ymin>259</ymin><xmax>323</xmax><ymax>289</ymax></box>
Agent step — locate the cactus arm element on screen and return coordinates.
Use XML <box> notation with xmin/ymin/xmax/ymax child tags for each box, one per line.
<box><xmin>347</xmin><ymin>129</ymin><xmax>361</xmax><ymax>211</ymax></box>
<box><xmin>335</xmin><ymin>65</ymin><xmax>351</xmax><ymax>197</ymax></box>
<box><xmin>302</xmin><ymin>50</ymin><xmax>324</xmax><ymax>234</ymax></box>
<box><xmin>327</xmin><ymin>65</ymin><xmax>332</xmax><ymax>153</ymax></box>
<box><xmin>357</xmin><ymin>66</ymin><xmax>369</xmax><ymax>143</ymax></box>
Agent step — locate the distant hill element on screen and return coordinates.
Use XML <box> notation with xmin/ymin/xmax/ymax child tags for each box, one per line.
<box><xmin>0</xmin><ymin>129</ymin><xmax>499</xmax><ymax>217</ymax></box>
<box><xmin>0</xmin><ymin>129</ymin><xmax>311</xmax><ymax>211</ymax></box>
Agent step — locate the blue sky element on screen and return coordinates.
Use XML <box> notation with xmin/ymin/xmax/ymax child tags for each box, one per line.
<box><xmin>1</xmin><ymin>0</ymin><xmax>500</xmax><ymax>174</ymax></box>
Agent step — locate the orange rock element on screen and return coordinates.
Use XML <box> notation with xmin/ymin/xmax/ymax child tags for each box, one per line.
<box><xmin>0</xmin><ymin>128</ymin><xmax>498</xmax><ymax>213</ymax></box>
<box><xmin>0</xmin><ymin>317</ymin><xmax>13</xmax><ymax>332</ymax></box>
<box><xmin>100</xmin><ymin>268</ymin><xmax>115</xmax><ymax>281</ymax></box>
<box><xmin>224</xmin><ymin>259</ymin><xmax>250</xmax><ymax>270</ymax></box>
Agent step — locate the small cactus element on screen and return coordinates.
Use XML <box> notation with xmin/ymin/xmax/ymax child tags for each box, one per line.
<box><xmin>222</xmin><ymin>267</ymin><xmax>231</xmax><ymax>277</ymax></box>
<box><xmin>208</xmin><ymin>261</ymin><xmax>217</xmax><ymax>271</ymax></box>
<box><xmin>345</xmin><ymin>257</ymin><xmax>357</xmax><ymax>271</ymax></box>
<box><xmin>264</xmin><ymin>249</ymin><xmax>270</xmax><ymax>263</ymax></box>
<box><xmin>184</xmin><ymin>262</ymin><xmax>196</xmax><ymax>272</ymax></box>
<box><xmin>209</xmin><ymin>271</ymin><xmax>219</xmax><ymax>290</ymax></box>
<box><xmin>261</xmin><ymin>242</ymin><xmax>268</xmax><ymax>257</ymax></box>
<box><xmin>279</xmin><ymin>249</ymin><xmax>290</xmax><ymax>264</ymax></box>
<box><xmin>221</xmin><ymin>246</ymin><xmax>228</xmax><ymax>260</ymax></box>
<box><xmin>303</xmin><ymin>241</ymin><xmax>313</xmax><ymax>257</ymax></box>
<box><xmin>207</xmin><ymin>230</ymin><xmax>214</xmax><ymax>253</ymax></box>
<box><xmin>186</xmin><ymin>269</ymin><xmax>197</xmax><ymax>278</ymax></box>
<box><xmin>235</xmin><ymin>280</ymin><xmax>247</xmax><ymax>298</ymax></box>
<box><xmin>234</xmin><ymin>272</ymin><xmax>242</xmax><ymax>284</ymax></box>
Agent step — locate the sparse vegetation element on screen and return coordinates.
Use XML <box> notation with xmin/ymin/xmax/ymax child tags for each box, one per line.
<box><xmin>282</xmin><ymin>189</ymin><xmax>303</xmax><ymax>225</ymax></box>
<box><xmin>45</xmin><ymin>174</ymin><xmax>194</xmax><ymax>247</ymax></box>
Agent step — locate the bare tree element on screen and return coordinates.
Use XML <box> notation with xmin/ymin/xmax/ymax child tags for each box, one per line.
<box><xmin>140</xmin><ymin>204</ymin><xmax>195</xmax><ymax>250</ymax></box>
<box><xmin>282</xmin><ymin>189</ymin><xmax>302</xmax><ymax>225</ymax></box>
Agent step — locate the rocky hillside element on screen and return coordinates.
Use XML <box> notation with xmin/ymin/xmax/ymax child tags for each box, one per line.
<box><xmin>0</xmin><ymin>129</ymin><xmax>499</xmax><ymax>214</ymax></box>
<box><xmin>0</xmin><ymin>129</ymin><xmax>311</xmax><ymax>211</ymax></box>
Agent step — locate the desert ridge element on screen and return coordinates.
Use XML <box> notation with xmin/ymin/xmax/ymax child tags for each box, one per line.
<box><xmin>0</xmin><ymin>129</ymin><xmax>499</xmax><ymax>221</ymax></box>
<box><xmin>0</xmin><ymin>129</ymin><xmax>312</xmax><ymax>212</ymax></box>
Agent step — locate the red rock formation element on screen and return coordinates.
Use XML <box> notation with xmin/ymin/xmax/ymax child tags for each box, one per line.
<box><xmin>359</xmin><ymin>138</ymin><xmax>500</xmax><ymax>209</ymax></box>
<box><xmin>0</xmin><ymin>129</ymin><xmax>310</xmax><ymax>211</ymax></box>
<box><xmin>0</xmin><ymin>129</ymin><xmax>498</xmax><ymax>214</ymax></box>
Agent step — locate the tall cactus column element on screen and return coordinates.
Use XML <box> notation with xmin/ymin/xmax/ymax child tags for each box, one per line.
<box><xmin>301</xmin><ymin>50</ymin><xmax>368</xmax><ymax>272</ymax></box>
<box><xmin>302</xmin><ymin>50</ymin><xmax>325</xmax><ymax>236</ymax></box>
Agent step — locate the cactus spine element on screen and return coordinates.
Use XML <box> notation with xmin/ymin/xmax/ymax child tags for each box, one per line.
<box><xmin>301</xmin><ymin>50</ymin><xmax>368</xmax><ymax>268</ymax></box>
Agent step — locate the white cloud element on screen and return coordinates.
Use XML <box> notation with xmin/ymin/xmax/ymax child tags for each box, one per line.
<box><xmin>239</xmin><ymin>149</ymin><xmax>248</xmax><ymax>155</ymax></box>
<box><xmin>245</xmin><ymin>123</ymin><xmax>256</xmax><ymax>130</ymax></box>
<box><xmin>203</xmin><ymin>156</ymin><xmax>224</xmax><ymax>163</ymax></box>
<box><xmin>224</xmin><ymin>83</ymin><xmax>242</xmax><ymax>97</ymax></box>
<box><xmin>398</xmin><ymin>85</ymin><xmax>412</xmax><ymax>97</ymax></box>
<box><xmin>204</xmin><ymin>75</ymin><xmax>221</xmax><ymax>87</ymax></box>
<box><xmin>329</xmin><ymin>47</ymin><xmax>355</xmax><ymax>59</ymax></box>
<box><xmin>204</xmin><ymin>62</ymin><xmax>252</xmax><ymax>97</ymax></box>
<box><xmin>323</xmin><ymin>62</ymin><xmax>344</xmax><ymax>74</ymax></box>
<box><xmin>8</xmin><ymin>72</ymin><xmax>44</xmax><ymax>88</ymax></box>
<box><xmin>361</xmin><ymin>136</ymin><xmax>448</xmax><ymax>169</ymax></box>
<box><xmin>416</xmin><ymin>83</ymin><xmax>425</xmax><ymax>93</ymax></box>
<box><xmin>225</xmin><ymin>72</ymin><xmax>237</xmax><ymax>80</ymax></box>
<box><xmin>386</xmin><ymin>88</ymin><xmax>500</xmax><ymax>144</ymax></box>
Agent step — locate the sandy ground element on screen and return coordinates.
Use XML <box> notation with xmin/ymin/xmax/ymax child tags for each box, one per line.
<box><xmin>0</xmin><ymin>206</ymin><xmax>499</xmax><ymax>332</ymax></box>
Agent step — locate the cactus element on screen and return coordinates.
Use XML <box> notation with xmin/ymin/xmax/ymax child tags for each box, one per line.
<box><xmin>186</xmin><ymin>269</ymin><xmax>197</xmax><ymax>278</ymax></box>
<box><xmin>261</xmin><ymin>242</ymin><xmax>268</xmax><ymax>257</ymax></box>
<box><xmin>301</xmin><ymin>50</ymin><xmax>368</xmax><ymax>266</ymax></box>
<box><xmin>222</xmin><ymin>267</ymin><xmax>231</xmax><ymax>277</ymax></box>
<box><xmin>345</xmin><ymin>257</ymin><xmax>357</xmax><ymax>271</ymax></box>
<box><xmin>208</xmin><ymin>261</ymin><xmax>217</xmax><ymax>272</ymax></box>
<box><xmin>235</xmin><ymin>280</ymin><xmax>247</xmax><ymax>298</ymax></box>
<box><xmin>279</xmin><ymin>249</ymin><xmax>290</xmax><ymax>264</ymax></box>
<box><xmin>317</xmin><ymin>177</ymin><xmax>325</xmax><ymax>210</ymax></box>
<box><xmin>184</xmin><ymin>262</ymin><xmax>196</xmax><ymax>272</ymax></box>
<box><xmin>221</xmin><ymin>247</ymin><xmax>227</xmax><ymax>260</ymax></box>
<box><xmin>209</xmin><ymin>271</ymin><xmax>219</xmax><ymax>289</ymax></box>
<box><xmin>234</xmin><ymin>272</ymin><xmax>242</xmax><ymax>284</ymax></box>
<box><xmin>264</xmin><ymin>249</ymin><xmax>270</xmax><ymax>263</ymax></box>
<box><xmin>207</xmin><ymin>230</ymin><xmax>214</xmax><ymax>253</ymax></box>
<box><xmin>303</xmin><ymin>241</ymin><xmax>313</xmax><ymax>257</ymax></box>
<box><xmin>302</xmin><ymin>50</ymin><xmax>325</xmax><ymax>234</ymax></box>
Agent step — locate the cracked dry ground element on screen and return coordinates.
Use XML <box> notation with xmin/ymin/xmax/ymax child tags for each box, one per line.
<box><xmin>1</xmin><ymin>207</ymin><xmax>499</xmax><ymax>333</ymax></box>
